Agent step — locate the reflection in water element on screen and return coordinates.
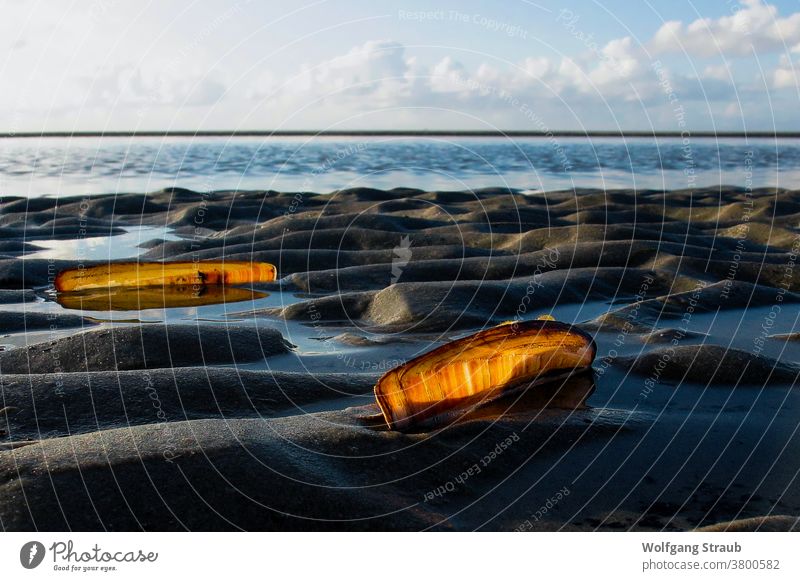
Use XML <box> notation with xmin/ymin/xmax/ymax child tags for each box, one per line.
<box><xmin>24</xmin><ymin>226</ymin><xmax>181</xmax><ymax>260</ymax></box>
<box><xmin>366</xmin><ymin>372</ymin><xmax>596</xmax><ymax>433</ymax></box>
<box><xmin>459</xmin><ymin>371</ymin><xmax>596</xmax><ymax>423</ymax></box>
<box><xmin>56</xmin><ymin>285</ymin><xmax>267</xmax><ymax>311</ymax></box>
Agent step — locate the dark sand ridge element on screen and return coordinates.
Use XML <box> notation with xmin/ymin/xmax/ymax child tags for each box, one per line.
<box><xmin>0</xmin><ymin>311</ymin><xmax>96</xmax><ymax>333</ymax></box>
<box><xmin>0</xmin><ymin>369</ymin><xmax>377</xmax><ymax>440</ymax></box>
<box><xmin>2</xmin><ymin>187</ymin><xmax>800</xmax><ymax>531</ymax></box>
<box><xmin>281</xmin><ymin>241</ymin><xmax>790</xmax><ymax>293</ymax></box>
<box><xmin>770</xmin><ymin>333</ymin><xmax>800</xmax><ymax>341</ymax></box>
<box><xmin>696</xmin><ymin>515</ymin><xmax>800</xmax><ymax>532</ymax></box>
<box><xmin>2</xmin><ymin>378</ymin><xmax>799</xmax><ymax>531</ymax></box>
<box><xmin>0</xmin><ymin>289</ymin><xmax>36</xmax><ymax>304</ymax></box>
<box><xmin>0</xmin><ymin>223</ymin><xmax>125</xmax><ymax>242</ymax></box>
<box><xmin>614</xmin><ymin>345</ymin><xmax>799</xmax><ymax>385</ymax></box>
<box><xmin>0</xmin><ymin>240</ymin><xmax>40</xmax><ymax>258</ymax></box>
<box><xmin>264</xmin><ymin>268</ymin><xmax>688</xmax><ymax>332</ymax></box>
<box><xmin>0</xmin><ymin>324</ymin><xmax>291</xmax><ymax>373</ymax></box>
<box><xmin>0</xmin><ymin>406</ymin><xmax>632</xmax><ymax>531</ymax></box>
<box><xmin>585</xmin><ymin>280</ymin><xmax>800</xmax><ymax>332</ymax></box>
<box><xmin>0</xmin><ymin>195</ymin><xmax>125</xmax><ymax>243</ymax></box>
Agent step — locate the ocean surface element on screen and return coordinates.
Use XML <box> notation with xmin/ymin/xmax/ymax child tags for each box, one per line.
<box><xmin>1</xmin><ymin>136</ymin><xmax>798</xmax><ymax>197</ymax></box>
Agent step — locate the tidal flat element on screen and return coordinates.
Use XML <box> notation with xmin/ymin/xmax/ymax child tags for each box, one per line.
<box><xmin>0</xmin><ymin>186</ymin><xmax>799</xmax><ymax>531</ymax></box>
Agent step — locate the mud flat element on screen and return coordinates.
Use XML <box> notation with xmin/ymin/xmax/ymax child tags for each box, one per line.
<box><xmin>1</xmin><ymin>186</ymin><xmax>799</xmax><ymax>530</ymax></box>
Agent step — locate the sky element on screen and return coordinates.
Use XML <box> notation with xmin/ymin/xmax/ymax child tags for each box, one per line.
<box><xmin>1</xmin><ymin>0</ymin><xmax>799</xmax><ymax>132</ymax></box>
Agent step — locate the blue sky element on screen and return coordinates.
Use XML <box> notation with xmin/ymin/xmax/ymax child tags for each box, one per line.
<box><xmin>2</xmin><ymin>0</ymin><xmax>799</xmax><ymax>131</ymax></box>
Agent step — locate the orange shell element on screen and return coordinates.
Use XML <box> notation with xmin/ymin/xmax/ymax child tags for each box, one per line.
<box><xmin>374</xmin><ymin>320</ymin><xmax>596</xmax><ymax>431</ymax></box>
<box><xmin>54</xmin><ymin>261</ymin><xmax>276</xmax><ymax>292</ymax></box>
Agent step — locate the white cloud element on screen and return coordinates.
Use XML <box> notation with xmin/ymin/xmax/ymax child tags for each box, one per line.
<box><xmin>584</xmin><ymin>37</ymin><xmax>647</xmax><ymax>92</ymax></box>
<box><xmin>244</xmin><ymin>33</ymin><xmax>759</xmax><ymax>125</ymax></box>
<box><xmin>772</xmin><ymin>54</ymin><xmax>798</xmax><ymax>88</ymax></box>
<box><xmin>652</xmin><ymin>0</ymin><xmax>800</xmax><ymax>57</ymax></box>
<box><xmin>773</xmin><ymin>68</ymin><xmax>796</xmax><ymax>87</ymax></box>
<box><xmin>254</xmin><ymin>34</ymin><xmax>662</xmax><ymax>109</ymax></box>
<box><xmin>55</xmin><ymin>64</ymin><xmax>227</xmax><ymax>112</ymax></box>
<box><xmin>703</xmin><ymin>64</ymin><xmax>733</xmax><ymax>81</ymax></box>
<box><xmin>521</xmin><ymin>57</ymin><xmax>551</xmax><ymax>80</ymax></box>
<box><xmin>285</xmin><ymin>40</ymin><xmax>415</xmax><ymax>104</ymax></box>
<box><xmin>429</xmin><ymin>57</ymin><xmax>468</xmax><ymax>94</ymax></box>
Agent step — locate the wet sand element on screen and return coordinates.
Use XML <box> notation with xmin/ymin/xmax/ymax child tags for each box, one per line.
<box><xmin>0</xmin><ymin>186</ymin><xmax>799</xmax><ymax>531</ymax></box>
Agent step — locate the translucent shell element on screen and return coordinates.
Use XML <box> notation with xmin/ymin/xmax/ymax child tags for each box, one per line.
<box><xmin>374</xmin><ymin>320</ymin><xmax>596</xmax><ymax>431</ymax></box>
<box><xmin>54</xmin><ymin>261</ymin><xmax>277</xmax><ymax>292</ymax></box>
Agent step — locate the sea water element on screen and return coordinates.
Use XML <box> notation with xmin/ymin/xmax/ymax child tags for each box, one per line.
<box><xmin>1</xmin><ymin>135</ymin><xmax>798</xmax><ymax>197</ymax></box>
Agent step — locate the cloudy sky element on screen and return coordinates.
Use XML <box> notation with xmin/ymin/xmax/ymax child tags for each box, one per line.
<box><xmin>2</xmin><ymin>0</ymin><xmax>799</xmax><ymax>132</ymax></box>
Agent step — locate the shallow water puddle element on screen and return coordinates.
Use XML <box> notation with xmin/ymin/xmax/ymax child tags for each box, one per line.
<box><xmin>0</xmin><ymin>325</ymin><xmax>86</xmax><ymax>350</ymax></box>
<box><xmin>1</xmin><ymin>289</ymin><xmax>286</xmax><ymax>322</ymax></box>
<box><xmin>682</xmin><ymin>306</ymin><xmax>800</xmax><ymax>363</ymax></box>
<box><xmin>22</xmin><ymin>225</ymin><xmax>182</xmax><ymax>260</ymax></box>
<box><xmin>0</xmin><ymin>284</ymin><xmax>426</xmax><ymax>361</ymax></box>
<box><xmin>589</xmin><ymin>306</ymin><xmax>800</xmax><ymax>363</ymax></box>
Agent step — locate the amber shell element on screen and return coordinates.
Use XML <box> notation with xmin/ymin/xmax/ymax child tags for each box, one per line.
<box><xmin>374</xmin><ymin>320</ymin><xmax>596</xmax><ymax>431</ymax></box>
<box><xmin>54</xmin><ymin>261</ymin><xmax>276</xmax><ymax>292</ymax></box>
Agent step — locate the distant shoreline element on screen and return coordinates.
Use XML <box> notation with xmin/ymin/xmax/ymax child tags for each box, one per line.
<box><xmin>1</xmin><ymin>130</ymin><xmax>799</xmax><ymax>139</ymax></box>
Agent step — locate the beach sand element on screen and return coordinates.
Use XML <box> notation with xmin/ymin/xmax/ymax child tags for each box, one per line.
<box><xmin>1</xmin><ymin>186</ymin><xmax>799</xmax><ymax>531</ymax></box>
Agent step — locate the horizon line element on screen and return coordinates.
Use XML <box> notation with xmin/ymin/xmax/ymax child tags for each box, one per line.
<box><xmin>1</xmin><ymin>130</ymin><xmax>799</xmax><ymax>139</ymax></box>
